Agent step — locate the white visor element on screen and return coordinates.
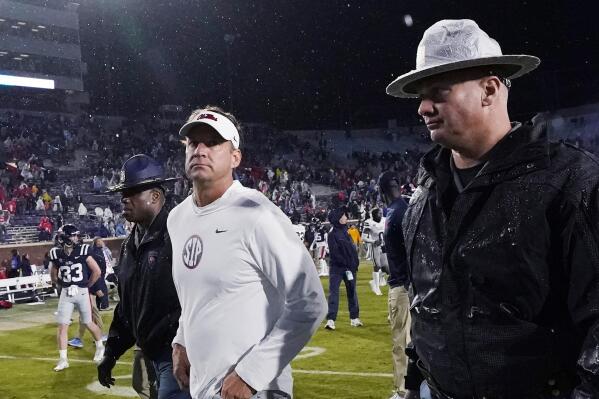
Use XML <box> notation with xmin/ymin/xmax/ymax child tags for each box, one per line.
<box><xmin>179</xmin><ymin>110</ymin><xmax>240</xmax><ymax>149</ymax></box>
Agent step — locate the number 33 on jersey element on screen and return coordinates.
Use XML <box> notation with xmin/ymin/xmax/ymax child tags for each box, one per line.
<box><xmin>50</xmin><ymin>244</ymin><xmax>92</xmax><ymax>288</ymax></box>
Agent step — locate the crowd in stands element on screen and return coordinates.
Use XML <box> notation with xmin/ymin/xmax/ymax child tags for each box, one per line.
<box><xmin>0</xmin><ymin>107</ymin><xmax>598</xmax><ymax>251</ymax></box>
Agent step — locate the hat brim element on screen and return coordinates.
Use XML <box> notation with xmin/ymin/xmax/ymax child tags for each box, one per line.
<box><xmin>179</xmin><ymin>120</ymin><xmax>210</xmax><ymax>137</ymax></box>
<box><xmin>105</xmin><ymin>177</ymin><xmax>179</xmax><ymax>193</ymax></box>
<box><xmin>386</xmin><ymin>55</ymin><xmax>540</xmax><ymax>98</ymax></box>
<box><xmin>179</xmin><ymin>114</ymin><xmax>240</xmax><ymax>149</ymax></box>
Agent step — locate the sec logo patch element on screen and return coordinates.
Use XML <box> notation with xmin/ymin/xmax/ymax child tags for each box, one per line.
<box><xmin>182</xmin><ymin>235</ymin><xmax>203</xmax><ymax>269</ymax></box>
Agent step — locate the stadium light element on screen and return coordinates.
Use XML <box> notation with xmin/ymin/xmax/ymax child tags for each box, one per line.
<box><xmin>0</xmin><ymin>74</ymin><xmax>55</xmax><ymax>89</ymax></box>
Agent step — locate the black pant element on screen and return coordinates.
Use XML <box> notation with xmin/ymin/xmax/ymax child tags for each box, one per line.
<box><xmin>94</xmin><ymin>278</ymin><xmax>109</xmax><ymax>309</ymax></box>
<box><xmin>326</xmin><ymin>268</ymin><xmax>359</xmax><ymax>320</ymax></box>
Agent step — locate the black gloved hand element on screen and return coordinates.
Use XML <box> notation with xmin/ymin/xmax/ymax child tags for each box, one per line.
<box><xmin>97</xmin><ymin>355</ymin><xmax>117</xmax><ymax>388</ymax></box>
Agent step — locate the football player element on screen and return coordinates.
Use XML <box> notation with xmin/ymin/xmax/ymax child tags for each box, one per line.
<box><xmin>68</xmin><ymin>234</ymin><xmax>107</xmax><ymax>349</ymax></box>
<box><xmin>310</xmin><ymin>220</ymin><xmax>329</xmax><ymax>276</ymax></box>
<box><xmin>50</xmin><ymin>224</ymin><xmax>105</xmax><ymax>371</ymax></box>
<box><xmin>361</xmin><ymin>208</ymin><xmax>388</xmax><ymax>295</ymax></box>
<box><xmin>304</xmin><ymin>219</ymin><xmax>316</xmax><ymax>252</ymax></box>
<box><xmin>290</xmin><ymin>213</ymin><xmax>306</xmax><ymax>243</ymax></box>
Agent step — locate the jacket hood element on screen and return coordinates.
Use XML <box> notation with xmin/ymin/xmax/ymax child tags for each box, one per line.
<box><xmin>328</xmin><ymin>207</ymin><xmax>347</xmax><ymax>228</ymax></box>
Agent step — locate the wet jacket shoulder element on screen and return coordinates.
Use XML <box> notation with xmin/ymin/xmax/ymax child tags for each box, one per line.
<box><xmin>327</xmin><ymin>208</ymin><xmax>359</xmax><ymax>271</ymax></box>
<box><xmin>547</xmin><ymin>140</ymin><xmax>599</xmax><ymax>398</ymax></box>
<box><xmin>402</xmin><ymin>120</ymin><xmax>599</xmax><ymax>398</ymax></box>
<box><xmin>106</xmin><ymin>207</ymin><xmax>181</xmax><ymax>361</ymax></box>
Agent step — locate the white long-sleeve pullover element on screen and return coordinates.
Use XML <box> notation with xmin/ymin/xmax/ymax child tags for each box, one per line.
<box><xmin>168</xmin><ymin>181</ymin><xmax>327</xmax><ymax>399</ymax></box>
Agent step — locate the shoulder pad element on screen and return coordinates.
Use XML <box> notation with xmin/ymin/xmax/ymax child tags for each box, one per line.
<box><xmin>78</xmin><ymin>244</ymin><xmax>90</xmax><ymax>256</ymax></box>
<box><xmin>49</xmin><ymin>247</ymin><xmax>61</xmax><ymax>261</ymax></box>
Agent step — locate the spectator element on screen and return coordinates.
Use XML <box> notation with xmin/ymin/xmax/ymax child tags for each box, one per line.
<box><xmin>103</xmin><ymin>206</ymin><xmax>113</xmax><ymax>223</ymax></box>
<box><xmin>97</xmin><ymin>223</ymin><xmax>109</xmax><ymax>238</ymax></box>
<box><xmin>52</xmin><ymin>195</ymin><xmax>63</xmax><ymax>213</ymax></box>
<box><xmin>38</xmin><ymin>216</ymin><xmax>53</xmax><ymax>241</ymax></box>
<box><xmin>173</xmin><ymin>178</ymin><xmax>183</xmax><ymax>196</ymax></box>
<box><xmin>5</xmin><ymin>198</ymin><xmax>16</xmax><ymax>214</ymax></box>
<box><xmin>43</xmin><ymin>252</ymin><xmax>50</xmax><ymax>270</ymax></box>
<box><xmin>115</xmin><ymin>220</ymin><xmax>126</xmax><ymax>237</ymax></box>
<box><xmin>54</xmin><ymin>214</ymin><xmax>64</xmax><ymax>231</ymax></box>
<box><xmin>78</xmin><ymin>201</ymin><xmax>88</xmax><ymax>218</ymax></box>
<box><xmin>92</xmin><ymin>175</ymin><xmax>102</xmax><ymax>192</ymax></box>
<box><xmin>35</xmin><ymin>196</ymin><xmax>45</xmax><ymax>212</ymax></box>
<box><xmin>41</xmin><ymin>189</ymin><xmax>52</xmax><ymax>207</ymax></box>
<box><xmin>64</xmin><ymin>184</ymin><xmax>73</xmax><ymax>209</ymax></box>
<box><xmin>9</xmin><ymin>249</ymin><xmax>20</xmax><ymax>278</ymax></box>
<box><xmin>20</xmin><ymin>254</ymin><xmax>32</xmax><ymax>276</ymax></box>
<box><xmin>0</xmin><ymin>209</ymin><xmax>9</xmax><ymax>242</ymax></box>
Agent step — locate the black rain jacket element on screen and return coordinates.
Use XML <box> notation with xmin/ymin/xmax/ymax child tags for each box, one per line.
<box><xmin>105</xmin><ymin>207</ymin><xmax>181</xmax><ymax>361</ymax></box>
<box><xmin>403</xmin><ymin>120</ymin><xmax>599</xmax><ymax>398</ymax></box>
<box><xmin>327</xmin><ymin>208</ymin><xmax>359</xmax><ymax>271</ymax></box>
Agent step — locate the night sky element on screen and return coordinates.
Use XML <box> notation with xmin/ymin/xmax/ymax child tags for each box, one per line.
<box><xmin>78</xmin><ymin>0</ymin><xmax>599</xmax><ymax>129</ymax></box>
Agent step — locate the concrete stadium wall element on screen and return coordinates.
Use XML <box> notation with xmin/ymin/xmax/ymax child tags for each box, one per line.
<box><xmin>0</xmin><ymin>237</ymin><xmax>125</xmax><ymax>267</ymax></box>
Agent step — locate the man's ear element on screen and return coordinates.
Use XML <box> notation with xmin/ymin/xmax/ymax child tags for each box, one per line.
<box><xmin>231</xmin><ymin>149</ymin><xmax>242</xmax><ymax>168</ymax></box>
<box><xmin>481</xmin><ymin>76</ymin><xmax>501</xmax><ymax>106</ymax></box>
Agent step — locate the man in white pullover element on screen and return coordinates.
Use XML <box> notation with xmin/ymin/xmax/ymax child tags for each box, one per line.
<box><xmin>168</xmin><ymin>105</ymin><xmax>327</xmax><ymax>399</ymax></box>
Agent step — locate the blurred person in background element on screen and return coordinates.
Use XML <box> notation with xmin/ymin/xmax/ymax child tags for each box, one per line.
<box><xmin>324</xmin><ymin>207</ymin><xmax>362</xmax><ymax>330</ymax></box>
<box><xmin>379</xmin><ymin>171</ymin><xmax>411</xmax><ymax>399</ymax></box>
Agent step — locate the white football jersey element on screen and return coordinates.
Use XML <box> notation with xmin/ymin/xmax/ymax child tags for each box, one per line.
<box><xmin>361</xmin><ymin>218</ymin><xmax>386</xmax><ymax>245</ymax></box>
<box><xmin>292</xmin><ymin>224</ymin><xmax>306</xmax><ymax>242</ymax></box>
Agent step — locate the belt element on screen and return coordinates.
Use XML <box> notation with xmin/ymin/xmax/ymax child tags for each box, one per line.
<box><xmin>417</xmin><ymin>360</ymin><xmax>574</xmax><ymax>399</ymax></box>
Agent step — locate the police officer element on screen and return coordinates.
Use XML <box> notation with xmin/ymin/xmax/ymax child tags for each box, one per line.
<box><xmin>97</xmin><ymin>154</ymin><xmax>189</xmax><ymax>399</ymax></box>
<box><xmin>386</xmin><ymin>19</ymin><xmax>599</xmax><ymax>398</ymax></box>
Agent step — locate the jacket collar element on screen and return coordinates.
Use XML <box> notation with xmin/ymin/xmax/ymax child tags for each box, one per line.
<box><xmin>129</xmin><ymin>207</ymin><xmax>169</xmax><ymax>249</ymax></box>
<box><xmin>418</xmin><ymin>118</ymin><xmax>550</xmax><ymax>189</ymax></box>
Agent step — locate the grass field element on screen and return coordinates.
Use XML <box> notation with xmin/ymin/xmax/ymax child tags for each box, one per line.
<box><xmin>0</xmin><ymin>262</ymin><xmax>396</xmax><ymax>399</ymax></box>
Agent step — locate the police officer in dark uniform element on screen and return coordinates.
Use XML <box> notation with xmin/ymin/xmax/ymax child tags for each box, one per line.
<box><xmin>386</xmin><ymin>19</ymin><xmax>599</xmax><ymax>398</ymax></box>
<box><xmin>97</xmin><ymin>154</ymin><xmax>190</xmax><ymax>399</ymax></box>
